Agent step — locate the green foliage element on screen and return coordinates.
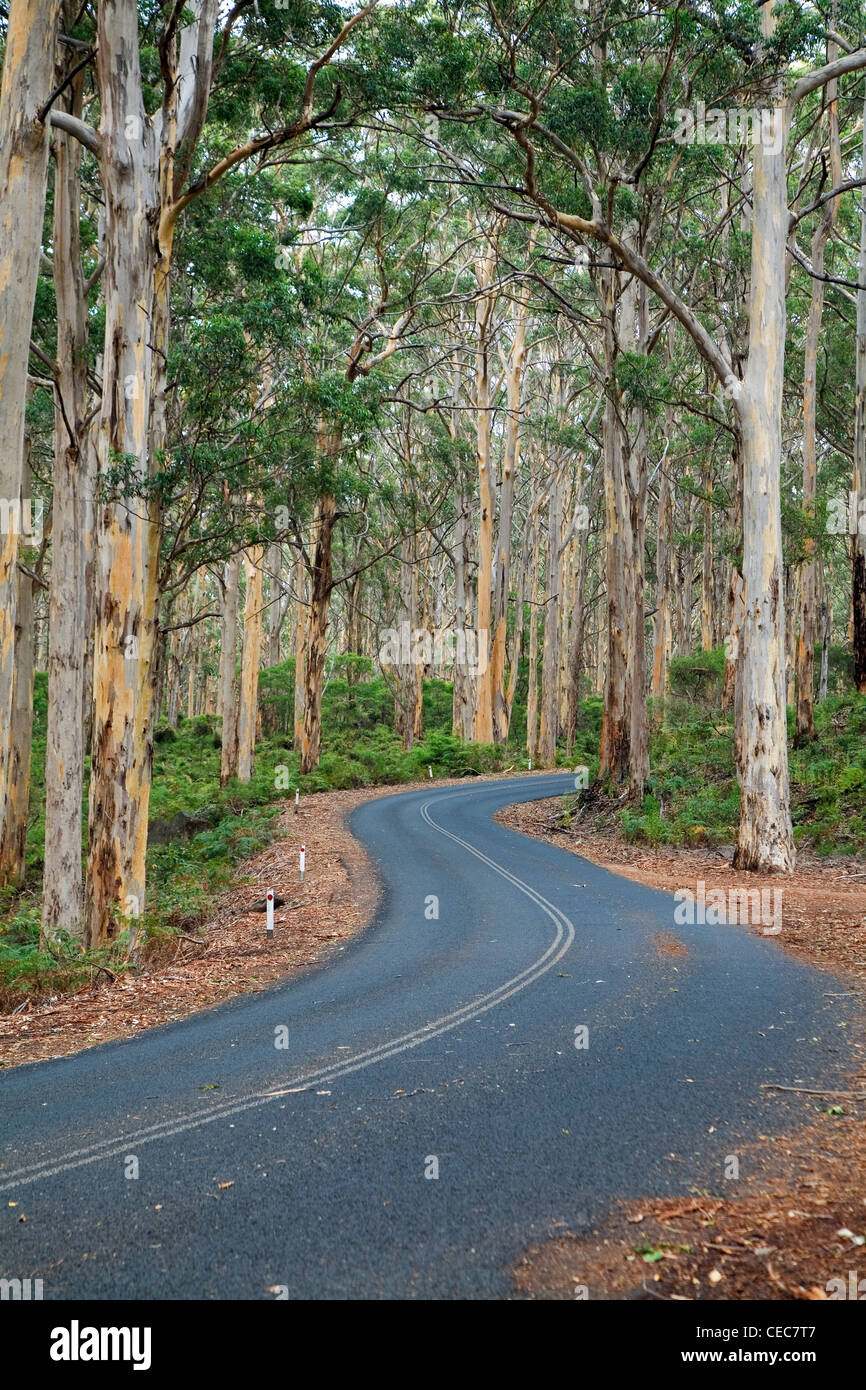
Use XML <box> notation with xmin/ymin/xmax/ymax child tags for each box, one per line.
<box><xmin>667</xmin><ymin>647</ymin><xmax>726</xmax><ymax>704</ymax></box>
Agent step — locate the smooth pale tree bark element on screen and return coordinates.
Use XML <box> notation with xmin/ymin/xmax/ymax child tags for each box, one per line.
<box><xmin>797</xmin><ymin>48</ymin><xmax>841</xmax><ymax>740</ymax></box>
<box><xmin>218</xmin><ymin>554</ymin><xmax>241</xmax><ymax>786</ymax></box>
<box><xmin>345</xmin><ymin>566</ymin><xmax>363</xmax><ymax>698</ymax></box>
<box><xmin>266</xmin><ymin>541</ymin><xmax>284</xmax><ymax>669</ymax></box>
<box><xmin>292</xmin><ymin>549</ymin><xmax>307</xmax><ymax>749</ymax></box>
<box><xmin>0</xmin><ymin>0</ymin><xmax>63</xmax><ymax>857</ymax></box>
<box><xmin>854</xmin><ymin>94</ymin><xmax>866</xmax><ymax>692</ymax></box>
<box><xmin>564</xmin><ymin>535</ymin><xmax>588</xmax><ymax>755</ymax></box>
<box><xmin>731</xmin><ymin>2</ymin><xmax>793</xmax><ymax>871</ymax></box>
<box><xmin>412</xmin><ymin>579</ymin><xmax>425</xmax><ymax>746</ymax></box>
<box><xmin>526</xmin><ymin>519</ymin><xmax>540</xmax><ymax>758</ymax></box>
<box><xmin>594</xmin><ymin>587</ymin><xmax>605</xmax><ymax>695</ymax></box>
<box><xmin>651</xmin><ymin>447</ymin><xmax>674</xmax><ymax>708</ymax></box>
<box><xmin>504</xmin><ymin>509</ymin><xmax>529</xmax><ymax>735</ymax></box>
<box><xmin>300</xmin><ymin>491</ymin><xmax>336</xmax><ymax>774</ymax></box>
<box><xmin>819</xmin><ymin>586</ymin><xmax>830</xmax><ymax>702</ymax></box>
<box><xmin>0</xmin><ymin>448</ymin><xmax>37</xmax><ymax>886</ymax></box>
<box><xmin>85</xmin><ymin>1</ymin><xmax>158</xmax><ymax>947</ymax></box>
<box><xmin>676</xmin><ymin>484</ymin><xmax>696</xmax><ymax>656</ymax></box>
<box><xmin>448</xmin><ymin>361</ymin><xmax>473</xmax><ymax>739</ymax></box>
<box><xmin>262</xmin><ymin>541</ymin><xmax>284</xmax><ymax>731</ymax></box>
<box><xmin>166</xmin><ymin>641</ymin><xmax>182</xmax><ymax>728</ymax></box>
<box><xmin>721</xmin><ymin>440</ymin><xmax>744</xmax><ymax>713</ymax></box>
<box><xmin>623</xmin><ymin>276</ymin><xmax>650</xmax><ymax>791</ymax></box>
<box><xmin>396</xmin><ymin>531</ymin><xmax>417</xmax><ymax>750</ymax></box>
<box><xmin>237</xmin><ymin>550</ymin><xmax>263</xmax><ymax>781</ymax></box>
<box><xmin>700</xmin><ymin>465</ymin><xmax>714</xmax><ymax>652</ymax></box>
<box><xmin>538</xmin><ymin>466</ymin><xmax>563</xmax><ymax>765</ymax></box>
<box><xmin>472</xmin><ymin>238</ymin><xmax>497</xmax><ymax>744</ymax></box>
<box><xmin>452</xmin><ymin>491</ymin><xmax>474</xmax><ymax>740</ymax></box>
<box><xmin>599</xmin><ymin>302</ymin><xmax>632</xmax><ymax>781</ymax></box>
<box><xmin>491</xmin><ymin>251</ymin><xmax>533</xmax><ymax>742</ymax></box>
<box><xmin>42</xmin><ymin>78</ymin><xmax>97</xmax><ymax>943</ymax></box>
<box><xmin>719</xmin><ymin>163</ymin><xmax>748</xmax><ymax>717</ymax></box>
<box><xmin>185</xmin><ymin>570</ymin><xmax>202</xmax><ymax>719</ymax></box>
<box><xmin>597</xmin><ymin>250</ymin><xmax>651</xmax><ymax>788</ymax></box>
<box><xmin>785</xmin><ymin>566</ymin><xmax>799</xmax><ymax>708</ymax></box>
<box><xmin>564</xmin><ymin>460</ymin><xmax>590</xmax><ymax>752</ymax></box>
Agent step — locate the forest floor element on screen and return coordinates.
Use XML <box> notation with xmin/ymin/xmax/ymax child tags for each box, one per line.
<box><xmin>500</xmin><ymin>793</ymin><xmax>866</xmax><ymax>1301</ymax></box>
<box><xmin>0</xmin><ymin>770</ymin><xmax>561</xmax><ymax>1072</ymax></box>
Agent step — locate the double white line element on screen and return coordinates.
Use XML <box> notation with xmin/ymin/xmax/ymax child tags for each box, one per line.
<box><xmin>0</xmin><ymin>790</ymin><xmax>575</xmax><ymax>1193</ymax></box>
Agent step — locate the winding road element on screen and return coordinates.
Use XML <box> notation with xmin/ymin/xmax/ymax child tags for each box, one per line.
<box><xmin>0</xmin><ymin>775</ymin><xmax>858</xmax><ymax>1299</ymax></box>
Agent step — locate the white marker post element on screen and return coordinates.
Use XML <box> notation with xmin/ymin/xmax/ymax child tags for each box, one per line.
<box><xmin>266</xmin><ymin>889</ymin><xmax>274</xmax><ymax>945</ymax></box>
<box><xmin>529</xmin><ymin>757</ymin><xmax>532</xmax><ymax>771</ymax></box>
<box><xmin>428</xmin><ymin>765</ymin><xmax>433</xmax><ymax>779</ymax></box>
<box><xmin>299</xmin><ymin>845</ymin><xmax>306</xmax><ymax>883</ymax></box>
<box><xmin>294</xmin><ymin>789</ymin><xmax>299</xmax><ymax>814</ymax></box>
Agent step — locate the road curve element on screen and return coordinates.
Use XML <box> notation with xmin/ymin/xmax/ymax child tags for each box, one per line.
<box><xmin>0</xmin><ymin>774</ymin><xmax>858</xmax><ymax>1299</ymax></box>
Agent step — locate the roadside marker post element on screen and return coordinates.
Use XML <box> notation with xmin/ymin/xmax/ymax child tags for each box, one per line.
<box><xmin>266</xmin><ymin>889</ymin><xmax>274</xmax><ymax>945</ymax></box>
<box><xmin>428</xmin><ymin>765</ymin><xmax>433</xmax><ymax>779</ymax></box>
<box><xmin>299</xmin><ymin>845</ymin><xmax>306</xmax><ymax>882</ymax></box>
<box><xmin>295</xmin><ymin>789</ymin><xmax>299</xmax><ymax>813</ymax></box>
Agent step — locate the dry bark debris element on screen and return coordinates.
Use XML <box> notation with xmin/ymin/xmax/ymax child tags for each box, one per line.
<box><xmin>511</xmin><ymin>1097</ymin><xmax>866</xmax><ymax>1301</ymax></box>
<box><xmin>0</xmin><ymin>771</ymin><xmax>560</xmax><ymax>1070</ymax></box>
<box><xmin>501</xmin><ymin>795</ymin><xmax>866</xmax><ymax>1301</ymax></box>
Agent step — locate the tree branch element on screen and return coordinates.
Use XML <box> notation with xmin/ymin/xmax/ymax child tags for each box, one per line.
<box><xmin>48</xmin><ymin>109</ymin><xmax>102</xmax><ymax>157</ymax></box>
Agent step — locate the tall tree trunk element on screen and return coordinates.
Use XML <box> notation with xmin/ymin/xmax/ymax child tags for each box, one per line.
<box><xmin>491</xmin><ymin>252</ymin><xmax>532</xmax><ymax>742</ymax></box>
<box><xmin>0</xmin><ymin>449</ymin><xmax>37</xmax><ymax>886</ymax></box>
<box><xmin>397</xmin><ymin>531</ymin><xmax>417</xmax><ymax>750</ymax></box>
<box><xmin>505</xmin><ymin>514</ymin><xmax>529</xmax><ymax>736</ymax></box>
<box><xmin>218</xmin><ymin>554</ymin><xmax>241</xmax><ymax>786</ymax></box>
<box><xmin>472</xmin><ymin>242</ymin><xmax>496</xmax><ymax>744</ymax></box>
<box><xmin>626</xmin><ymin>443</ymin><xmax>650</xmax><ymax>789</ymax></box>
<box><xmin>452</xmin><ymin>491</ymin><xmax>474</xmax><ymax>740</ymax></box>
<box><xmin>85</xmin><ymin>2</ymin><xmax>159</xmax><ymax>947</ymax></box>
<box><xmin>677</xmin><ymin>486</ymin><xmax>697</xmax><ymax>656</ymax></box>
<box><xmin>700</xmin><ymin>467</ymin><xmax>714</xmax><ymax>651</ymax></box>
<box><xmin>0</xmin><ymin>0</ymin><xmax>63</xmax><ymax>856</ymax></box>
<box><xmin>292</xmin><ymin>548</ymin><xmax>307</xmax><ymax>748</ymax></box>
<box><xmin>564</xmin><ymin>460</ymin><xmax>589</xmax><ymax>752</ymax></box>
<box><xmin>797</xmin><ymin>48</ymin><xmax>841</xmax><ymax>739</ymax></box>
<box><xmin>166</xmin><ymin>644</ymin><xmax>182</xmax><ymax>729</ymax></box>
<box><xmin>651</xmin><ymin>449</ymin><xmax>673</xmax><ymax>709</ymax></box>
<box><xmin>266</xmin><ymin>540</ymin><xmax>283</xmax><ymax>668</ymax></box>
<box><xmin>237</xmin><ymin>548</ymin><xmax>263</xmax><ymax>781</ymax></box>
<box><xmin>300</xmin><ymin>491</ymin><xmax>336</xmax><ymax>775</ymax></box>
<box><xmin>526</xmin><ymin>519</ymin><xmax>540</xmax><ymax>758</ymax></box>
<box><xmin>853</xmin><ymin>93</ymin><xmax>866</xmax><ymax>692</ymax></box>
<box><xmin>732</xmin><ymin>2</ymin><xmax>794</xmax><ymax>872</ymax></box>
<box><xmin>42</xmin><ymin>82</ymin><xmax>95</xmax><ymax>942</ymax></box>
<box><xmin>721</xmin><ymin>438</ymin><xmax>744</xmax><ymax>712</ymax></box>
<box><xmin>538</xmin><ymin>468</ymin><xmax>563</xmax><ymax>765</ymax></box>
<box><xmin>185</xmin><ymin>569</ymin><xmax>200</xmax><ymax>719</ymax></box>
<box><xmin>345</xmin><ymin>567</ymin><xmax>363</xmax><ymax>691</ymax></box>
<box><xmin>599</xmin><ymin>304</ymin><xmax>631</xmax><ymax>781</ymax></box>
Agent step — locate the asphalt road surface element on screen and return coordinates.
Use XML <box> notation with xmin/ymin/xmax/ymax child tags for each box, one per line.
<box><xmin>0</xmin><ymin>775</ymin><xmax>858</xmax><ymax>1299</ymax></box>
